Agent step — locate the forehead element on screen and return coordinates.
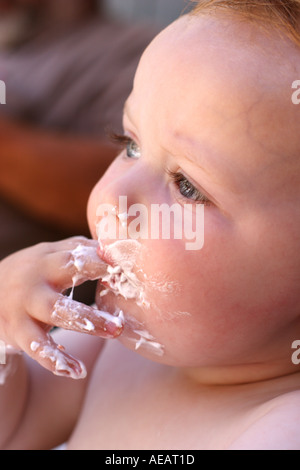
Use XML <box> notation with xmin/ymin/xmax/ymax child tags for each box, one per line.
<box><xmin>136</xmin><ymin>14</ymin><xmax>299</xmax><ymax>106</ymax></box>
<box><xmin>128</xmin><ymin>15</ymin><xmax>300</xmax><ymax>188</ymax></box>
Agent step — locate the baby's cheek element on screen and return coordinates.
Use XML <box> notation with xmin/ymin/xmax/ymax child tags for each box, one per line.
<box><xmin>135</xmin><ymin>243</ymin><xmax>235</xmax><ymax>365</ymax></box>
<box><xmin>93</xmin><ymin>238</ymin><xmax>196</xmax><ymax>362</ymax></box>
<box><xmin>87</xmin><ymin>184</ymin><xmax>100</xmax><ymax>239</ymax></box>
<box><xmin>131</xmin><ymin>244</ymin><xmax>204</xmax><ymax>363</ymax></box>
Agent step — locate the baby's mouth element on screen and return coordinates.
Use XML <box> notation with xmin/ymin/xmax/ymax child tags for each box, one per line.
<box><xmin>96</xmin><ymin>240</ymin><xmax>165</xmax><ymax>358</ymax></box>
<box><xmin>97</xmin><ymin>245</ymin><xmax>114</xmax><ymax>267</ymax></box>
<box><xmin>96</xmin><ymin>239</ymin><xmax>150</xmax><ymax>308</ymax></box>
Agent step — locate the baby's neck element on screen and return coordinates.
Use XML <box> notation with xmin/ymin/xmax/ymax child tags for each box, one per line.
<box><xmin>183</xmin><ymin>361</ymin><xmax>300</xmax><ymax>387</ymax></box>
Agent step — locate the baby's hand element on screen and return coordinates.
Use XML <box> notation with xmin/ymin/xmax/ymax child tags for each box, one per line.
<box><xmin>0</xmin><ymin>237</ymin><xmax>123</xmax><ymax>379</ymax></box>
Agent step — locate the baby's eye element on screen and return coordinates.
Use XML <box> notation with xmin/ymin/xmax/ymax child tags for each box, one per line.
<box><xmin>109</xmin><ymin>132</ymin><xmax>141</xmax><ymax>159</ymax></box>
<box><xmin>169</xmin><ymin>171</ymin><xmax>211</xmax><ymax>205</ymax></box>
<box><xmin>126</xmin><ymin>139</ymin><xmax>141</xmax><ymax>159</ymax></box>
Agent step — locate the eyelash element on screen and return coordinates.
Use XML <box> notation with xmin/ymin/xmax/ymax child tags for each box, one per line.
<box><xmin>109</xmin><ymin>132</ymin><xmax>211</xmax><ymax>206</ymax></box>
<box><xmin>167</xmin><ymin>171</ymin><xmax>211</xmax><ymax>206</ymax></box>
<box><xmin>109</xmin><ymin>132</ymin><xmax>141</xmax><ymax>159</ymax></box>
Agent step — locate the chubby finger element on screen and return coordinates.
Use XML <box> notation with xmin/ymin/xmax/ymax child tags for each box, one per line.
<box><xmin>30</xmin><ymin>335</ymin><xmax>87</xmax><ymax>380</ymax></box>
<box><xmin>25</xmin><ymin>280</ymin><xmax>124</xmax><ymax>339</ymax></box>
<box><xmin>48</xmin><ymin>236</ymin><xmax>96</xmax><ymax>252</ymax></box>
<box><xmin>17</xmin><ymin>321</ymin><xmax>87</xmax><ymax>379</ymax></box>
<box><xmin>50</xmin><ymin>295</ymin><xmax>124</xmax><ymax>338</ymax></box>
<box><xmin>46</xmin><ymin>241</ymin><xmax>108</xmax><ymax>290</ymax></box>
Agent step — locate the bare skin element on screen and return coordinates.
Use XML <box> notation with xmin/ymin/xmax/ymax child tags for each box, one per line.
<box><xmin>1</xmin><ymin>13</ymin><xmax>300</xmax><ymax>450</ymax></box>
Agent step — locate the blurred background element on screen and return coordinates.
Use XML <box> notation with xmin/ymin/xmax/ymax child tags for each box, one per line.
<box><xmin>0</xmin><ymin>0</ymin><xmax>191</xmax><ymax>302</ymax></box>
<box><xmin>103</xmin><ymin>0</ymin><xmax>189</xmax><ymax>27</ymax></box>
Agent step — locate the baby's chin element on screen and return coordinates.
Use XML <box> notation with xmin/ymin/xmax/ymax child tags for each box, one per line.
<box><xmin>95</xmin><ymin>283</ymin><xmax>166</xmax><ymax>361</ymax></box>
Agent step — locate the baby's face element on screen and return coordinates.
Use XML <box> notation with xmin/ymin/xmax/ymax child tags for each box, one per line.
<box><xmin>88</xmin><ymin>15</ymin><xmax>300</xmax><ymax>372</ymax></box>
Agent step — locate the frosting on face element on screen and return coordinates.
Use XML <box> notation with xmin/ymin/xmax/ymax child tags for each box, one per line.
<box><xmin>98</xmin><ymin>239</ymin><xmax>150</xmax><ymax>309</ymax></box>
<box><xmin>96</xmin><ymin>213</ymin><xmax>166</xmax><ymax>356</ymax></box>
<box><xmin>132</xmin><ymin>328</ymin><xmax>164</xmax><ymax>356</ymax></box>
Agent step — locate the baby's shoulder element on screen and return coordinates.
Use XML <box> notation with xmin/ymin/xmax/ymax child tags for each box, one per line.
<box><xmin>230</xmin><ymin>390</ymin><xmax>300</xmax><ymax>450</ymax></box>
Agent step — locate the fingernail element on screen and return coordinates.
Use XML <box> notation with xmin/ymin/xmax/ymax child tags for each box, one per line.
<box><xmin>53</xmin><ymin>355</ymin><xmax>87</xmax><ymax>380</ymax></box>
<box><xmin>96</xmin><ymin>309</ymin><xmax>124</xmax><ymax>337</ymax></box>
<box><xmin>51</xmin><ymin>297</ymin><xmax>124</xmax><ymax>338</ymax></box>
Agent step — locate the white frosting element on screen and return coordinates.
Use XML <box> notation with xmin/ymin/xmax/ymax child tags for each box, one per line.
<box><xmin>133</xmin><ymin>329</ymin><xmax>164</xmax><ymax>356</ymax></box>
<box><xmin>97</xmin><ymin>238</ymin><xmax>150</xmax><ymax>308</ymax></box>
<box><xmin>52</xmin><ymin>297</ymin><xmax>95</xmax><ymax>332</ymax></box>
<box><xmin>117</xmin><ymin>212</ymin><xmax>129</xmax><ymax>228</ymax></box>
<box><xmin>51</xmin><ymin>296</ymin><xmax>124</xmax><ymax>334</ymax></box>
<box><xmin>65</xmin><ymin>243</ymin><xmax>108</xmax><ymax>300</ymax></box>
<box><xmin>118</xmin><ymin>314</ymin><xmax>165</xmax><ymax>357</ymax></box>
<box><xmin>30</xmin><ymin>341</ymin><xmax>40</xmax><ymax>353</ymax></box>
<box><xmin>30</xmin><ymin>340</ymin><xmax>87</xmax><ymax>380</ymax></box>
<box><xmin>96</xmin><ymin>211</ymin><xmax>166</xmax><ymax>356</ymax></box>
<box><xmin>81</xmin><ymin>318</ymin><xmax>95</xmax><ymax>332</ymax></box>
<box><xmin>70</xmin><ymin>244</ymin><xmax>102</xmax><ymax>278</ymax></box>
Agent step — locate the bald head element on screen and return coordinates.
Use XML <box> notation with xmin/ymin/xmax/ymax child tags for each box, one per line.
<box><xmin>134</xmin><ymin>14</ymin><xmax>300</xmax><ymax>196</ymax></box>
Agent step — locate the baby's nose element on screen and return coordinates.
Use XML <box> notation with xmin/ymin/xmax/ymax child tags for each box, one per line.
<box><xmin>97</xmin><ymin>161</ymin><xmax>156</xmax><ymax>212</ymax></box>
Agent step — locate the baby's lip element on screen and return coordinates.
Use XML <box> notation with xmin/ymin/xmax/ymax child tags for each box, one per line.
<box><xmin>97</xmin><ymin>245</ymin><xmax>114</xmax><ymax>267</ymax></box>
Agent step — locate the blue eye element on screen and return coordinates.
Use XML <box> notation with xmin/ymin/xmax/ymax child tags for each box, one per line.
<box><xmin>169</xmin><ymin>171</ymin><xmax>211</xmax><ymax>205</ymax></box>
<box><xmin>109</xmin><ymin>132</ymin><xmax>141</xmax><ymax>159</ymax></box>
<box><xmin>126</xmin><ymin>139</ymin><xmax>141</xmax><ymax>159</ymax></box>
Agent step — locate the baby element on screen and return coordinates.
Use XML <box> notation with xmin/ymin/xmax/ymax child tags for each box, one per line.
<box><xmin>0</xmin><ymin>0</ymin><xmax>300</xmax><ymax>450</ymax></box>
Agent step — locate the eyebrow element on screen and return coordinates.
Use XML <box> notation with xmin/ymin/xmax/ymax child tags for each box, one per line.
<box><xmin>167</xmin><ymin>131</ymin><xmax>215</xmax><ymax>177</ymax></box>
<box><xmin>123</xmin><ymin>101</ymin><xmax>236</xmax><ymax>208</ymax></box>
<box><xmin>124</xmin><ymin>100</ymin><xmax>219</xmax><ymax>181</ymax></box>
<box><xmin>124</xmin><ymin>101</ymin><xmax>208</xmax><ymax>165</ymax></box>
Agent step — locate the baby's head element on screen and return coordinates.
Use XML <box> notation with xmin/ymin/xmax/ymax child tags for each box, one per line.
<box><xmin>88</xmin><ymin>0</ymin><xmax>300</xmax><ymax>382</ymax></box>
